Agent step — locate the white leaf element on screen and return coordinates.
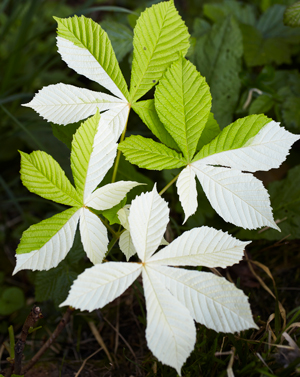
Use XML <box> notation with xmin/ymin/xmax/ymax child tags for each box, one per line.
<box><xmin>119</xmin><ymin>230</ymin><xmax>137</xmax><ymax>261</ymax></box>
<box><xmin>148</xmin><ymin>227</ymin><xmax>250</xmax><ymax>268</ymax></box>
<box><xmin>198</xmin><ymin>121</ymin><xmax>300</xmax><ymax>172</ymax></box>
<box><xmin>23</xmin><ymin>83</ymin><xmax>125</xmax><ymax>125</ymax></box>
<box><xmin>99</xmin><ymin>105</ymin><xmax>130</xmax><ymax>141</ymax></box>
<box><xmin>117</xmin><ymin>205</ymin><xmax>131</xmax><ymax>230</ymax></box>
<box><xmin>143</xmin><ymin>266</ymin><xmax>196</xmax><ymax>375</ymax></box>
<box><xmin>79</xmin><ymin>208</ymin><xmax>108</xmax><ymax>264</ymax></box>
<box><xmin>129</xmin><ymin>185</ymin><xmax>169</xmax><ymax>262</ymax></box>
<box><xmin>192</xmin><ymin>164</ymin><xmax>279</xmax><ymax>230</ymax></box>
<box><xmin>13</xmin><ymin>209</ymin><xmax>80</xmax><ymax>274</ymax></box>
<box><xmin>83</xmin><ymin>121</ymin><xmax>118</xmax><ymax>202</ymax></box>
<box><xmin>60</xmin><ymin>262</ymin><xmax>142</xmax><ymax>311</ymax></box>
<box><xmin>85</xmin><ymin>181</ymin><xmax>142</xmax><ymax>210</ymax></box>
<box><xmin>176</xmin><ymin>165</ymin><xmax>198</xmax><ymax>223</ymax></box>
<box><xmin>153</xmin><ymin>266</ymin><xmax>258</xmax><ymax>333</ymax></box>
<box><xmin>57</xmin><ymin>36</ymin><xmax>127</xmax><ymax>101</ymax></box>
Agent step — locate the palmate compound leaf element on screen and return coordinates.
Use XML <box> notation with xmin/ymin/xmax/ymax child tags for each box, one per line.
<box><xmin>23</xmin><ymin>15</ymin><xmax>130</xmax><ymax>139</ymax></box>
<box><xmin>177</xmin><ymin>115</ymin><xmax>300</xmax><ymax>228</ymax></box>
<box><xmin>118</xmin><ymin>135</ymin><xmax>187</xmax><ymax>170</ymax></box>
<box><xmin>155</xmin><ymin>57</ymin><xmax>211</xmax><ymax>161</ymax></box>
<box><xmin>15</xmin><ymin>113</ymin><xmax>142</xmax><ymax>272</ymax></box>
<box><xmin>62</xmin><ymin>186</ymin><xmax>257</xmax><ymax>375</ymax></box>
<box><xmin>129</xmin><ymin>0</ymin><xmax>190</xmax><ymax>103</ymax></box>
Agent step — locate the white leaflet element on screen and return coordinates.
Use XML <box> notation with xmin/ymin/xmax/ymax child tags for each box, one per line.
<box><xmin>154</xmin><ymin>266</ymin><xmax>258</xmax><ymax>333</ymax></box>
<box><xmin>128</xmin><ymin>185</ymin><xmax>169</xmax><ymax>262</ymax></box>
<box><xmin>79</xmin><ymin>208</ymin><xmax>109</xmax><ymax>264</ymax></box>
<box><xmin>23</xmin><ymin>83</ymin><xmax>125</xmax><ymax>125</ymax></box>
<box><xmin>13</xmin><ymin>210</ymin><xmax>80</xmax><ymax>274</ymax></box>
<box><xmin>148</xmin><ymin>227</ymin><xmax>250</xmax><ymax>268</ymax></box>
<box><xmin>99</xmin><ymin>105</ymin><xmax>130</xmax><ymax>140</ymax></box>
<box><xmin>83</xmin><ymin>121</ymin><xmax>118</xmax><ymax>202</ymax></box>
<box><xmin>198</xmin><ymin>121</ymin><xmax>300</xmax><ymax>172</ymax></box>
<box><xmin>60</xmin><ymin>262</ymin><xmax>142</xmax><ymax>311</ymax></box>
<box><xmin>192</xmin><ymin>164</ymin><xmax>279</xmax><ymax>230</ymax></box>
<box><xmin>176</xmin><ymin>165</ymin><xmax>198</xmax><ymax>224</ymax></box>
<box><xmin>117</xmin><ymin>205</ymin><xmax>131</xmax><ymax>230</ymax></box>
<box><xmin>119</xmin><ymin>230</ymin><xmax>137</xmax><ymax>261</ymax></box>
<box><xmin>85</xmin><ymin>181</ymin><xmax>142</xmax><ymax>210</ymax></box>
<box><xmin>57</xmin><ymin>36</ymin><xmax>127</xmax><ymax>101</ymax></box>
<box><xmin>143</xmin><ymin>266</ymin><xmax>196</xmax><ymax>375</ymax></box>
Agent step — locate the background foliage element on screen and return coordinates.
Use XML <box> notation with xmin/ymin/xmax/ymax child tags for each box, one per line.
<box><xmin>1</xmin><ymin>0</ymin><xmax>300</xmax><ymax>376</ymax></box>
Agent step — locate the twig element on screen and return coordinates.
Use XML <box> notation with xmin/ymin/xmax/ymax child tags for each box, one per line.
<box><xmin>22</xmin><ymin>306</ymin><xmax>74</xmax><ymax>374</ymax></box>
<box><xmin>14</xmin><ymin>305</ymin><xmax>43</xmax><ymax>375</ymax></box>
<box><xmin>74</xmin><ymin>348</ymin><xmax>103</xmax><ymax>377</ymax></box>
<box><xmin>88</xmin><ymin>321</ymin><xmax>113</xmax><ymax>364</ymax></box>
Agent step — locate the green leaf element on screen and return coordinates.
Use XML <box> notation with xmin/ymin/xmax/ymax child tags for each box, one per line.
<box><xmin>54</xmin><ymin>15</ymin><xmax>129</xmax><ymax>100</ymax></box>
<box><xmin>100</xmin><ymin>197</ymin><xmax>127</xmax><ymax>225</ymax></box>
<box><xmin>71</xmin><ymin>111</ymin><xmax>100</xmax><ymax>201</ymax></box>
<box><xmin>51</xmin><ymin>122</ymin><xmax>81</xmax><ymax>150</ymax></box>
<box><xmin>129</xmin><ymin>0</ymin><xmax>190</xmax><ymax>103</ymax></box>
<box><xmin>132</xmin><ymin>99</ymin><xmax>179</xmax><ymax>151</ymax></box>
<box><xmin>193</xmin><ymin>114</ymin><xmax>271</xmax><ymax>162</ymax></box>
<box><xmin>0</xmin><ymin>287</ymin><xmax>25</xmax><ymax>316</ymax></box>
<box><xmin>284</xmin><ymin>1</ymin><xmax>300</xmax><ymax>27</ymax></box>
<box><xmin>196</xmin><ymin>113</ymin><xmax>221</xmax><ymax>151</ymax></box>
<box><xmin>249</xmin><ymin>94</ymin><xmax>275</xmax><ymax>115</ymax></box>
<box><xmin>20</xmin><ymin>150</ymin><xmax>81</xmax><ymax>207</ymax></box>
<box><xmin>240</xmin><ymin>23</ymin><xmax>291</xmax><ymax>67</ymax></box>
<box><xmin>257</xmin><ymin>5</ymin><xmax>300</xmax><ymax>39</ymax></box>
<box><xmin>237</xmin><ymin>165</ymin><xmax>300</xmax><ymax>240</ymax></box>
<box><xmin>282</xmin><ymin>96</ymin><xmax>300</xmax><ymax>131</ymax></box>
<box><xmin>119</xmin><ymin>135</ymin><xmax>187</xmax><ymax>170</ymax></box>
<box><xmin>16</xmin><ymin>207</ymin><xmax>80</xmax><ymax>254</ymax></box>
<box><xmin>195</xmin><ymin>17</ymin><xmax>243</xmax><ymax>128</ymax></box>
<box><xmin>155</xmin><ymin>57</ymin><xmax>211</xmax><ymax>161</ymax></box>
<box><xmin>203</xmin><ymin>0</ymin><xmax>256</xmax><ymax>25</ymax></box>
<box><xmin>101</xmin><ymin>20</ymin><xmax>133</xmax><ymax>62</ymax></box>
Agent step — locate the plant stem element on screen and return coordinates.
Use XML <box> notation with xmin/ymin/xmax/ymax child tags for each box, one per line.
<box><xmin>14</xmin><ymin>305</ymin><xmax>43</xmax><ymax>375</ymax></box>
<box><xmin>111</xmin><ymin>106</ymin><xmax>130</xmax><ymax>183</ymax></box>
<box><xmin>22</xmin><ymin>306</ymin><xmax>74</xmax><ymax>374</ymax></box>
<box><xmin>159</xmin><ymin>173</ymin><xmax>180</xmax><ymax>196</ymax></box>
<box><xmin>7</xmin><ymin>326</ymin><xmax>15</xmax><ymax>362</ymax></box>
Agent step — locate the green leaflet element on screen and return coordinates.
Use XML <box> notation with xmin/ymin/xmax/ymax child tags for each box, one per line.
<box><xmin>155</xmin><ymin>57</ymin><xmax>211</xmax><ymax>161</ymax></box>
<box><xmin>16</xmin><ymin>207</ymin><xmax>80</xmax><ymax>254</ymax></box>
<box><xmin>101</xmin><ymin>20</ymin><xmax>133</xmax><ymax>62</ymax></box>
<box><xmin>129</xmin><ymin>0</ymin><xmax>190</xmax><ymax>103</ymax></box>
<box><xmin>132</xmin><ymin>100</ymin><xmax>179</xmax><ymax>151</ymax></box>
<box><xmin>71</xmin><ymin>111</ymin><xmax>100</xmax><ymax>201</ymax></box>
<box><xmin>284</xmin><ymin>1</ymin><xmax>300</xmax><ymax>27</ymax></box>
<box><xmin>197</xmin><ymin>113</ymin><xmax>221</xmax><ymax>151</ymax></box>
<box><xmin>195</xmin><ymin>17</ymin><xmax>243</xmax><ymax>128</ymax></box>
<box><xmin>193</xmin><ymin>114</ymin><xmax>271</xmax><ymax>162</ymax></box>
<box><xmin>100</xmin><ymin>197</ymin><xmax>127</xmax><ymax>225</ymax></box>
<box><xmin>54</xmin><ymin>15</ymin><xmax>129</xmax><ymax>99</ymax></box>
<box><xmin>118</xmin><ymin>135</ymin><xmax>187</xmax><ymax>170</ymax></box>
<box><xmin>20</xmin><ymin>150</ymin><xmax>81</xmax><ymax>207</ymax></box>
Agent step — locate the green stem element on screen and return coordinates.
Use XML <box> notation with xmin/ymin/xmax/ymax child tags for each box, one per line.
<box><xmin>111</xmin><ymin>106</ymin><xmax>131</xmax><ymax>183</ymax></box>
<box><xmin>8</xmin><ymin>325</ymin><xmax>15</xmax><ymax>359</ymax></box>
<box><xmin>159</xmin><ymin>173</ymin><xmax>180</xmax><ymax>196</ymax></box>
